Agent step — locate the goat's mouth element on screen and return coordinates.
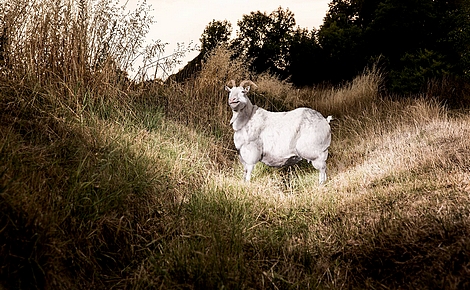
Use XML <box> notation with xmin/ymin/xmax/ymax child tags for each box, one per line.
<box><xmin>229</xmin><ymin>101</ymin><xmax>240</xmax><ymax>106</ymax></box>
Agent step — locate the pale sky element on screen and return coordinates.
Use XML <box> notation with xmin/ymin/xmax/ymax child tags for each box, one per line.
<box><xmin>125</xmin><ymin>0</ymin><xmax>331</xmax><ymax>78</ymax></box>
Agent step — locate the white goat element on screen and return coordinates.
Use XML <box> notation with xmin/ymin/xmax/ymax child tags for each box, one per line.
<box><xmin>225</xmin><ymin>80</ymin><xmax>332</xmax><ymax>184</ymax></box>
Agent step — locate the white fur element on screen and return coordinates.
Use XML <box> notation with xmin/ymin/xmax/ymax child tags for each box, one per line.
<box><xmin>225</xmin><ymin>82</ymin><xmax>332</xmax><ymax>184</ymax></box>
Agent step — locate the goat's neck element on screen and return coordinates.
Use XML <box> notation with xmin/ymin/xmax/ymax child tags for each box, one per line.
<box><xmin>230</xmin><ymin>100</ymin><xmax>257</xmax><ymax>131</ymax></box>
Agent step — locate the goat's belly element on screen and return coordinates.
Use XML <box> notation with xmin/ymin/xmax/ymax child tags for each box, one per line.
<box><xmin>261</xmin><ymin>154</ymin><xmax>302</xmax><ymax>167</ymax></box>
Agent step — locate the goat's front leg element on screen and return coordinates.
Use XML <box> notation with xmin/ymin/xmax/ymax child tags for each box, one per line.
<box><xmin>243</xmin><ymin>163</ymin><xmax>255</xmax><ymax>182</ymax></box>
<box><xmin>239</xmin><ymin>145</ymin><xmax>261</xmax><ymax>182</ymax></box>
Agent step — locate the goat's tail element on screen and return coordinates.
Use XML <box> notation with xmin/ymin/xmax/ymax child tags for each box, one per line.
<box><xmin>326</xmin><ymin>116</ymin><xmax>333</xmax><ymax>123</ymax></box>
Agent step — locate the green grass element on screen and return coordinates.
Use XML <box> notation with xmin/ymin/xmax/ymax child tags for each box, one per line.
<box><xmin>1</xmin><ymin>5</ymin><xmax>470</xmax><ymax>287</ymax></box>
<box><xmin>2</xmin><ymin>66</ymin><xmax>470</xmax><ymax>289</ymax></box>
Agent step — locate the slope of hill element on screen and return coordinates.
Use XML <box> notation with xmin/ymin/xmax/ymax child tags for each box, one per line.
<box><xmin>1</xmin><ymin>49</ymin><xmax>470</xmax><ymax>288</ymax></box>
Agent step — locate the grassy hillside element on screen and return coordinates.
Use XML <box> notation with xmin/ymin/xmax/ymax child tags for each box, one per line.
<box><xmin>1</xmin><ymin>1</ymin><xmax>470</xmax><ymax>288</ymax></box>
<box><xmin>2</xmin><ymin>48</ymin><xmax>470</xmax><ymax>289</ymax></box>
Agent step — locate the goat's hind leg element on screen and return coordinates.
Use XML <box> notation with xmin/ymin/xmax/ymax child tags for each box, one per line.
<box><xmin>309</xmin><ymin>150</ymin><xmax>328</xmax><ymax>185</ymax></box>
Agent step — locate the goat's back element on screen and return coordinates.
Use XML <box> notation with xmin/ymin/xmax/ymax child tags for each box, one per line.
<box><xmin>248</xmin><ymin>107</ymin><xmax>331</xmax><ymax>166</ymax></box>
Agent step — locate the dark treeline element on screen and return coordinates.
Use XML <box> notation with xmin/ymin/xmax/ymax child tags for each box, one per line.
<box><xmin>173</xmin><ymin>0</ymin><xmax>470</xmax><ymax>97</ymax></box>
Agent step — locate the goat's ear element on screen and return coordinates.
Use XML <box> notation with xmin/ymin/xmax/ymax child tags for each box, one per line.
<box><xmin>243</xmin><ymin>86</ymin><xmax>250</xmax><ymax>93</ymax></box>
<box><xmin>225</xmin><ymin>85</ymin><xmax>231</xmax><ymax>92</ymax></box>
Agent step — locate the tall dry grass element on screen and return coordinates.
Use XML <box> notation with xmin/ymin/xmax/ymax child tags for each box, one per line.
<box><xmin>150</xmin><ymin>46</ymin><xmax>383</xmax><ymax>154</ymax></box>
<box><xmin>1</xmin><ymin>1</ymin><xmax>470</xmax><ymax>289</ymax></box>
<box><xmin>1</xmin><ymin>0</ymin><xmax>163</xmax><ymax>118</ymax></box>
<box><xmin>143</xmin><ymin>45</ymin><xmax>252</xmax><ymax>150</ymax></box>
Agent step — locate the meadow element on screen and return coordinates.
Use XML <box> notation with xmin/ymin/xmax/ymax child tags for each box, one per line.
<box><xmin>1</xmin><ymin>1</ymin><xmax>470</xmax><ymax>289</ymax></box>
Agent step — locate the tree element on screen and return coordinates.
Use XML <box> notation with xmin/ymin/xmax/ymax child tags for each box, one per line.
<box><xmin>318</xmin><ymin>0</ymin><xmax>470</xmax><ymax>93</ymax></box>
<box><xmin>317</xmin><ymin>5</ymin><xmax>364</xmax><ymax>82</ymax></box>
<box><xmin>389</xmin><ymin>49</ymin><xmax>452</xmax><ymax>93</ymax></box>
<box><xmin>171</xmin><ymin>19</ymin><xmax>232</xmax><ymax>82</ymax></box>
<box><xmin>441</xmin><ymin>0</ymin><xmax>470</xmax><ymax>81</ymax></box>
<box><xmin>288</xmin><ymin>28</ymin><xmax>325</xmax><ymax>86</ymax></box>
<box><xmin>232</xmin><ymin>7</ymin><xmax>296</xmax><ymax>77</ymax></box>
<box><xmin>200</xmin><ymin>19</ymin><xmax>232</xmax><ymax>55</ymax></box>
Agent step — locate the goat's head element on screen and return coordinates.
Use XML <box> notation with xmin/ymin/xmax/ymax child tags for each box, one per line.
<box><xmin>225</xmin><ymin>80</ymin><xmax>257</xmax><ymax>111</ymax></box>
